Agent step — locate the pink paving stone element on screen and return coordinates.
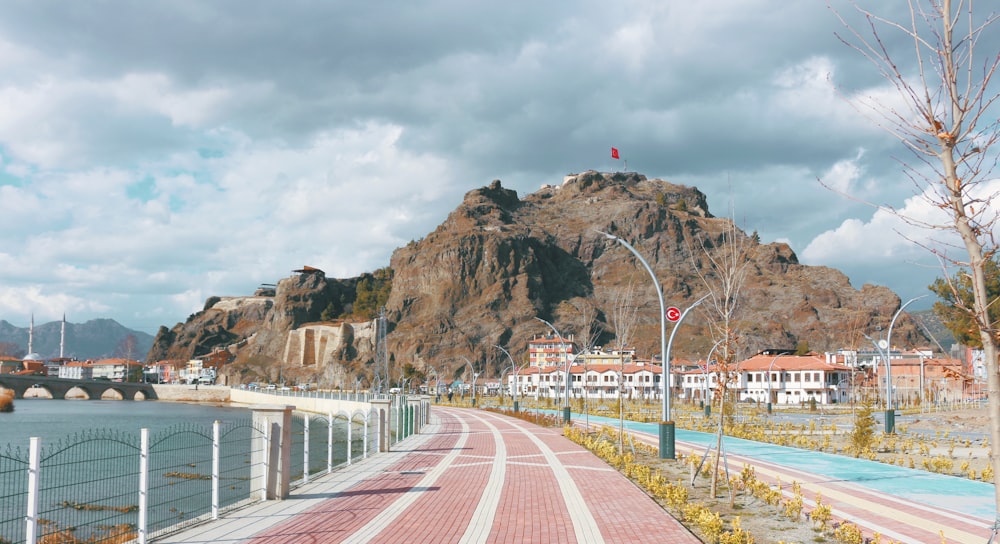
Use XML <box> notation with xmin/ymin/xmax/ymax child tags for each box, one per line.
<box><xmin>210</xmin><ymin>407</ymin><xmax>703</xmax><ymax>544</ymax></box>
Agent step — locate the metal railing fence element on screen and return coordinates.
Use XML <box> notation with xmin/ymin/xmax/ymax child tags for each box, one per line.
<box><xmin>216</xmin><ymin>420</ymin><xmax>265</xmax><ymax>513</ymax></box>
<box><xmin>35</xmin><ymin>430</ymin><xmax>140</xmax><ymax>544</ymax></box>
<box><xmin>0</xmin><ymin>446</ymin><xmax>28</xmax><ymax>544</ymax></box>
<box><xmin>145</xmin><ymin>419</ymin><xmax>264</xmax><ymax>539</ymax></box>
<box><xmin>1</xmin><ymin>406</ymin><xmax>384</xmax><ymax>544</ymax></box>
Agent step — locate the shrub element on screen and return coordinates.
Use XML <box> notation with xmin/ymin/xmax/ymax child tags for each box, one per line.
<box><xmin>833</xmin><ymin>522</ymin><xmax>864</xmax><ymax>544</ymax></box>
<box><xmin>848</xmin><ymin>398</ymin><xmax>877</xmax><ymax>457</ymax></box>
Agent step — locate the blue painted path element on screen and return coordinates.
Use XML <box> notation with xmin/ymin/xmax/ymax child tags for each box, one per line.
<box><xmin>568</xmin><ymin>411</ymin><xmax>995</xmax><ymax>520</ymax></box>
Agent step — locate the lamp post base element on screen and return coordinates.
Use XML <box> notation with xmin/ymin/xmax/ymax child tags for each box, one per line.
<box><xmin>562</xmin><ymin>406</ymin><xmax>571</xmax><ymax>424</ymax></box>
<box><xmin>658</xmin><ymin>421</ymin><xmax>675</xmax><ymax>460</ymax></box>
<box><xmin>884</xmin><ymin>409</ymin><xmax>895</xmax><ymax>434</ymax></box>
<box><xmin>766</xmin><ymin>402</ymin><xmax>772</xmax><ymax>414</ymax></box>
<box><xmin>513</xmin><ymin>400</ymin><xmax>519</xmax><ymax>413</ymax></box>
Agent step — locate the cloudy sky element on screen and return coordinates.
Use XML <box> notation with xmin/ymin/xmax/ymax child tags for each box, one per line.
<box><xmin>0</xmin><ymin>1</ymin><xmax>997</xmax><ymax>334</ymax></box>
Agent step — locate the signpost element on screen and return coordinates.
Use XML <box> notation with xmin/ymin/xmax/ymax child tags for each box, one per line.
<box><xmin>666</xmin><ymin>307</ymin><xmax>681</xmax><ymax>322</ymax></box>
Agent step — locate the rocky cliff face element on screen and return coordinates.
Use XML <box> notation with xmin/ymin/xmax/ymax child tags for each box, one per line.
<box><xmin>385</xmin><ymin>171</ymin><xmax>918</xmax><ymax>379</ymax></box>
<box><xmin>146</xmin><ymin>270</ymin><xmax>366</xmax><ymax>385</ymax></box>
<box><xmin>148</xmin><ymin>171</ymin><xmax>922</xmax><ymax>386</ymax></box>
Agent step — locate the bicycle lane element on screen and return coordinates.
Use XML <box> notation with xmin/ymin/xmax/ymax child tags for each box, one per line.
<box><xmin>582</xmin><ymin>414</ymin><xmax>993</xmax><ymax>543</ymax></box>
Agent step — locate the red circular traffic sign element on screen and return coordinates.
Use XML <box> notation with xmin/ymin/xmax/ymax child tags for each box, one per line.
<box><xmin>666</xmin><ymin>307</ymin><xmax>681</xmax><ymax>322</ymax></box>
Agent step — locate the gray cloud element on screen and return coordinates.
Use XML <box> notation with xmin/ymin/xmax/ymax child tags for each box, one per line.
<box><xmin>0</xmin><ymin>0</ymin><xmax>992</xmax><ymax>333</ymax></box>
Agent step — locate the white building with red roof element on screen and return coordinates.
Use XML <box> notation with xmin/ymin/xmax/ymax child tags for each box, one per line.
<box><xmin>736</xmin><ymin>353</ymin><xmax>852</xmax><ymax>405</ymax></box>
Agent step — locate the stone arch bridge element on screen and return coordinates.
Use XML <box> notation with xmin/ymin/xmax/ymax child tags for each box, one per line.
<box><xmin>0</xmin><ymin>374</ymin><xmax>157</xmax><ymax>400</ymax></box>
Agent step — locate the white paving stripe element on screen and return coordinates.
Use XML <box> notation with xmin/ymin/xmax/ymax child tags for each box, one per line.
<box><xmin>480</xmin><ymin>411</ymin><xmax>606</xmax><ymax>544</ymax></box>
<box><xmin>339</xmin><ymin>413</ymin><xmax>471</xmax><ymax>544</ymax></box>
<box><xmin>459</xmin><ymin>412</ymin><xmax>507</xmax><ymax>544</ymax></box>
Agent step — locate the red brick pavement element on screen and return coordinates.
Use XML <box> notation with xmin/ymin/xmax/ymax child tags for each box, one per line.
<box><xmin>239</xmin><ymin>407</ymin><xmax>699</xmax><ymax>543</ymax></box>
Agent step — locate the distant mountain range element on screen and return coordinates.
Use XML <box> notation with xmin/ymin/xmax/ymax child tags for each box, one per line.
<box><xmin>0</xmin><ymin>318</ymin><xmax>154</xmax><ymax>361</ymax></box>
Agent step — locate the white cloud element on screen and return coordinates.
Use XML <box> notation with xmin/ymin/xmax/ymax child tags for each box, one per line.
<box><xmin>819</xmin><ymin>150</ymin><xmax>865</xmax><ymax>195</ymax></box>
<box><xmin>110</xmin><ymin>72</ymin><xmax>236</xmax><ymax>128</ymax></box>
<box><xmin>801</xmin><ymin>178</ymin><xmax>1000</xmax><ymax>296</ymax></box>
<box><xmin>0</xmin><ymin>0</ymin><xmax>994</xmax><ymax>334</ymax></box>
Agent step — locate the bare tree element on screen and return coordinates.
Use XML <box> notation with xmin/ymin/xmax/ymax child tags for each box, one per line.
<box><xmin>689</xmin><ymin>219</ymin><xmax>755</xmax><ymax>498</ymax></box>
<box><xmin>609</xmin><ymin>280</ymin><xmax>640</xmax><ymax>455</ymax></box>
<box><xmin>569</xmin><ymin>299</ymin><xmax>604</xmax><ymax>355</ymax></box>
<box><xmin>830</xmin><ymin>1</ymin><xmax>1000</xmax><ymax>526</ymax></box>
<box><xmin>571</xmin><ymin>299</ymin><xmax>605</xmax><ymax>431</ymax></box>
<box><xmin>115</xmin><ymin>334</ymin><xmax>138</xmax><ymax>361</ymax></box>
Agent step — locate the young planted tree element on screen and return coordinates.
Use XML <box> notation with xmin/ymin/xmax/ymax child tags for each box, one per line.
<box><xmin>849</xmin><ymin>395</ymin><xmax>878</xmax><ymax>458</ymax></box>
<box><xmin>569</xmin><ymin>299</ymin><xmax>605</xmax><ymax>428</ymax></box>
<box><xmin>831</xmin><ymin>0</ymin><xmax>1000</xmax><ymax>527</ymax></box>
<box><xmin>689</xmin><ymin>219</ymin><xmax>755</xmax><ymax>498</ymax></box>
<box><xmin>609</xmin><ymin>281</ymin><xmax>639</xmax><ymax>455</ymax></box>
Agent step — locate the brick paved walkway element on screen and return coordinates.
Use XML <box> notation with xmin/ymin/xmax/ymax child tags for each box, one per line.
<box><xmin>157</xmin><ymin>407</ymin><xmax>699</xmax><ymax>543</ymax></box>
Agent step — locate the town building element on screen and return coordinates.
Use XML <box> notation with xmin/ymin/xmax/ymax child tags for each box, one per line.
<box><xmin>731</xmin><ymin>353</ymin><xmax>853</xmax><ymax>405</ymax></box>
<box><xmin>89</xmin><ymin>358</ymin><xmax>143</xmax><ymax>382</ymax></box>
<box><xmin>527</xmin><ymin>334</ymin><xmax>577</xmax><ymax>368</ymax></box>
<box><xmin>178</xmin><ymin>359</ymin><xmax>217</xmax><ymax>384</ymax></box>
<box><xmin>58</xmin><ymin>361</ymin><xmax>94</xmax><ymax>380</ymax></box>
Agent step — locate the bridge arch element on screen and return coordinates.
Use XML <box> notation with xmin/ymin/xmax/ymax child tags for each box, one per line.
<box><xmin>100</xmin><ymin>388</ymin><xmax>125</xmax><ymax>400</ymax></box>
<box><xmin>0</xmin><ymin>375</ymin><xmax>156</xmax><ymax>400</ymax></box>
<box><xmin>22</xmin><ymin>384</ymin><xmax>54</xmax><ymax>399</ymax></box>
<box><xmin>65</xmin><ymin>386</ymin><xmax>92</xmax><ymax>400</ymax></box>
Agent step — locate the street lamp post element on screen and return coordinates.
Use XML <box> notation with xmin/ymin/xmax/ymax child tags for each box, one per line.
<box><xmin>462</xmin><ymin>357</ymin><xmax>479</xmax><ymax>407</ymax></box>
<box><xmin>429</xmin><ymin>368</ymin><xmax>441</xmax><ymax>402</ymax></box>
<box><xmin>702</xmin><ymin>339</ymin><xmax>724</xmax><ymax>416</ymax></box>
<box><xmin>495</xmin><ymin>345</ymin><xmax>521</xmax><ymax>413</ymax></box>
<box><xmin>885</xmin><ymin>295</ymin><xmax>927</xmax><ymax>410</ymax></box>
<box><xmin>867</xmin><ymin>294</ymin><xmax>927</xmax><ymax>433</ymax></box>
<box><xmin>534</xmin><ymin>317</ymin><xmax>574</xmax><ymax>424</ymax></box>
<box><xmin>766</xmin><ymin>353</ymin><xmax>782</xmax><ymax>414</ymax></box>
<box><xmin>598</xmin><ymin>230</ymin><xmax>708</xmax><ymax>459</ymax></box>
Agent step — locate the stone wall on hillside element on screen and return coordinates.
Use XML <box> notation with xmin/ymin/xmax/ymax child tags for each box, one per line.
<box><xmin>282</xmin><ymin>321</ymin><xmax>377</xmax><ymax>369</ymax></box>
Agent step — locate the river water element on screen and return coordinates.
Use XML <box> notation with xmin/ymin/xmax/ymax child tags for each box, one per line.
<box><xmin>0</xmin><ymin>399</ymin><xmax>307</xmax><ymax>543</ymax></box>
<box><xmin>1</xmin><ymin>399</ymin><xmax>250</xmax><ymax>450</ymax></box>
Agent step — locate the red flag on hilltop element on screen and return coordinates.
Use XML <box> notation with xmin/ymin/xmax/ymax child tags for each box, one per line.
<box><xmin>611</xmin><ymin>147</ymin><xmax>620</xmax><ymax>159</ymax></box>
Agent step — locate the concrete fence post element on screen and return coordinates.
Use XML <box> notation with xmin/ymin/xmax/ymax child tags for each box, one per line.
<box><xmin>346</xmin><ymin>414</ymin><xmax>352</xmax><ymax>466</ymax></box>
<box><xmin>371</xmin><ymin>399</ymin><xmax>391</xmax><ymax>452</ymax></box>
<box><xmin>251</xmin><ymin>404</ymin><xmax>294</xmax><ymax>500</ymax></box>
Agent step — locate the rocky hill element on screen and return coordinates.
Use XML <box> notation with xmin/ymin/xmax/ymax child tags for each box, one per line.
<box><xmin>0</xmin><ymin>318</ymin><xmax>153</xmax><ymax>360</ymax></box>
<box><xmin>147</xmin><ymin>171</ymin><xmax>923</xmax><ymax>387</ymax></box>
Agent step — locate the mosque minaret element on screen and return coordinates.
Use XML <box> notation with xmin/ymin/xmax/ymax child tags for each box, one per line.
<box><xmin>60</xmin><ymin>313</ymin><xmax>66</xmax><ymax>359</ymax></box>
